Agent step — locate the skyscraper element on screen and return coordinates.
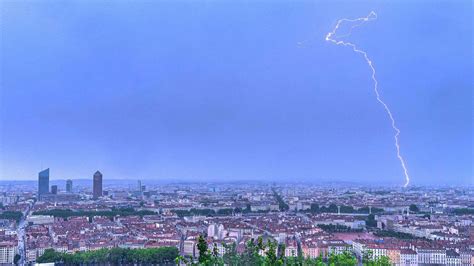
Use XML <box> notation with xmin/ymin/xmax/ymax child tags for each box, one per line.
<box><xmin>93</xmin><ymin>171</ymin><xmax>103</xmax><ymax>200</ymax></box>
<box><xmin>66</xmin><ymin>179</ymin><xmax>73</xmax><ymax>193</ymax></box>
<box><xmin>51</xmin><ymin>185</ymin><xmax>58</xmax><ymax>194</ymax></box>
<box><xmin>38</xmin><ymin>168</ymin><xmax>49</xmax><ymax>197</ymax></box>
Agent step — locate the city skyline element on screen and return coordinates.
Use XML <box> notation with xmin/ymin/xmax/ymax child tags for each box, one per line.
<box><xmin>1</xmin><ymin>168</ymin><xmax>472</xmax><ymax>187</ymax></box>
<box><xmin>1</xmin><ymin>179</ymin><xmax>473</xmax><ymax>265</ymax></box>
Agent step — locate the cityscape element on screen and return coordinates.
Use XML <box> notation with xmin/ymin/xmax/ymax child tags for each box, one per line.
<box><xmin>0</xmin><ymin>0</ymin><xmax>472</xmax><ymax>265</ymax></box>
<box><xmin>0</xmin><ymin>170</ymin><xmax>473</xmax><ymax>265</ymax></box>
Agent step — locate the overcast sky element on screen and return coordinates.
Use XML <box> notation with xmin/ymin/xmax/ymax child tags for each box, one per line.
<box><xmin>0</xmin><ymin>0</ymin><xmax>472</xmax><ymax>185</ymax></box>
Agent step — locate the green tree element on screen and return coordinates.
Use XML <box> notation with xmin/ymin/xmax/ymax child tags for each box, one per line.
<box><xmin>373</xmin><ymin>230</ymin><xmax>419</xmax><ymax>240</ymax></box>
<box><xmin>264</xmin><ymin>240</ymin><xmax>278</xmax><ymax>265</ymax></box>
<box><xmin>211</xmin><ymin>243</ymin><xmax>224</xmax><ymax>265</ymax></box>
<box><xmin>222</xmin><ymin>242</ymin><xmax>240</xmax><ymax>265</ymax></box>
<box><xmin>245</xmin><ymin>203</ymin><xmax>251</xmax><ymax>212</ymax></box>
<box><xmin>257</xmin><ymin>236</ymin><xmax>265</xmax><ymax>252</ymax></box>
<box><xmin>277</xmin><ymin>243</ymin><xmax>286</xmax><ymax>261</ymax></box>
<box><xmin>362</xmin><ymin>250</ymin><xmax>391</xmax><ymax>266</ymax></box>
<box><xmin>36</xmin><ymin>247</ymin><xmax>178</xmax><ymax>264</ymax></box>
<box><xmin>409</xmin><ymin>204</ymin><xmax>420</xmax><ymax>213</ymax></box>
<box><xmin>366</xmin><ymin>214</ymin><xmax>377</xmax><ymax>228</ymax></box>
<box><xmin>374</xmin><ymin>256</ymin><xmax>391</xmax><ymax>266</ymax></box>
<box><xmin>315</xmin><ymin>255</ymin><xmax>325</xmax><ymax>266</ymax></box>
<box><xmin>13</xmin><ymin>254</ymin><xmax>20</xmax><ymax>264</ymax></box>
<box><xmin>327</xmin><ymin>204</ymin><xmax>338</xmax><ymax>213</ymax></box>
<box><xmin>339</xmin><ymin>205</ymin><xmax>355</xmax><ymax>213</ymax></box>
<box><xmin>197</xmin><ymin>235</ymin><xmax>211</xmax><ymax>264</ymax></box>
<box><xmin>362</xmin><ymin>250</ymin><xmax>374</xmax><ymax>265</ymax></box>
<box><xmin>310</xmin><ymin>203</ymin><xmax>320</xmax><ymax>213</ymax></box>
<box><xmin>242</xmin><ymin>238</ymin><xmax>261</xmax><ymax>265</ymax></box>
<box><xmin>36</xmin><ymin>249</ymin><xmax>59</xmax><ymax>263</ymax></box>
<box><xmin>336</xmin><ymin>251</ymin><xmax>357</xmax><ymax>266</ymax></box>
<box><xmin>33</xmin><ymin>208</ymin><xmax>156</xmax><ymax>218</ymax></box>
<box><xmin>109</xmin><ymin>247</ymin><xmax>125</xmax><ymax>264</ymax></box>
<box><xmin>452</xmin><ymin>208</ymin><xmax>474</xmax><ymax>215</ymax></box>
<box><xmin>0</xmin><ymin>211</ymin><xmax>23</xmax><ymax>222</ymax></box>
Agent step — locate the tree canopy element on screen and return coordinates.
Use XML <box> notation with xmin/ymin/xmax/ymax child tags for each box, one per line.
<box><xmin>177</xmin><ymin>236</ymin><xmax>392</xmax><ymax>266</ymax></box>
<box><xmin>33</xmin><ymin>208</ymin><xmax>156</xmax><ymax>218</ymax></box>
<box><xmin>36</xmin><ymin>247</ymin><xmax>179</xmax><ymax>264</ymax></box>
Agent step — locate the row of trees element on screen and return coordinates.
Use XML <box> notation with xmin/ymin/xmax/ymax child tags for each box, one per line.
<box><xmin>373</xmin><ymin>230</ymin><xmax>422</xmax><ymax>240</ymax></box>
<box><xmin>171</xmin><ymin>201</ymin><xmax>386</xmax><ymax>219</ymax></box>
<box><xmin>452</xmin><ymin>208</ymin><xmax>474</xmax><ymax>215</ymax></box>
<box><xmin>36</xmin><ymin>237</ymin><xmax>392</xmax><ymax>265</ymax></box>
<box><xmin>172</xmin><ymin>205</ymin><xmax>283</xmax><ymax>217</ymax></box>
<box><xmin>309</xmin><ymin>204</ymin><xmax>384</xmax><ymax>214</ymax></box>
<box><xmin>33</xmin><ymin>207</ymin><xmax>156</xmax><ymax>219</ymax></box>
<box><xmin>272</xmin><ymin>188</ymin><xmax>289</xmax><ymax>211</ymax></box>
<box><xmin>177</xmin><ymin>235</ymin><xmax>391</xmax><ymax>266</ymax></box>
<box><xmin>317</xmin><ymin>224</ymin><xmax>362</xmax><ymax>233</ymax></box>
<box><xmin>37</xmin><ymin>247</ymin><xmax>179</xmax><ymax>264</ymax></box>
<box><xmin>172</xmin><ymin>204</ymin><xmax>386</xmax><ymax>218</ymax></box>
<box><xmin>173</xmin><ymin>208</ymin><xmax>235</xmax><ymax>217</ymax></box>
<box><xmin>0</xmin><ymin>210</ymin><xmax>23</xmax><ymax>222</ymax></box>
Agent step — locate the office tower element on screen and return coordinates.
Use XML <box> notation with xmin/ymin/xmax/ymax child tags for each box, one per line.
<box><xmin>93</xmin><ymin>171</ymin><xmax>103</xmax><ymax>200</ymax></box>
<box><xmin>66</xmin><ymin>179</ymin><xmax>73</xmax><ymax>193</ymax></box>
<box><xmin>38</xmin><ymin>168</ymin><xmax>49</xmax><ymax>196</ymax></box>
<box><xmin>51</xmin><ymin>185</ymin><xmax>58</xmax><ymax>194</ymax></box>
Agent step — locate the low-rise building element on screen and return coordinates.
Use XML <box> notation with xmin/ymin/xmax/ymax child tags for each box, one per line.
<box><xmin>399</xmin><ymin>249</ymin><xmax>417</xmax><ymax>266</ymax></box>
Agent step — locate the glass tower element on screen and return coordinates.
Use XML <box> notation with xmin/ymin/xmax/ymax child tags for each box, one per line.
<box><xmin>66</xmin><ymin>179</ymin><xmax>73</xmax><ymax>193</ymax></box>
<box><xmin>51</xmin><ymin>185</ymin><xmax>58</xmax><ymax>194</ymax></box>
<box><xmin>38</xmin><ymin>168</ymin><xmax>50</xmax><ymax>196</ymax></box>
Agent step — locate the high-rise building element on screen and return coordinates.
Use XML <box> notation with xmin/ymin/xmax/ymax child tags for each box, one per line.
<box><xmin>93</xmin><ymin>171</ymin><xmax>103</xmax><ymax>199</ymax></box>
<box><xmin>51</xmin><ymin>185</ymin><xmax>58</xmax><ymax>194</ymax></box>
<box><xmin>66</xmin><ymin>179</ymin><xmax>73</xmax><ymax>193</ymax></box>
<box><xmin>38</xmin><ymin>168</ymin><xmax>49</xmax><ymax>196</ymax></box>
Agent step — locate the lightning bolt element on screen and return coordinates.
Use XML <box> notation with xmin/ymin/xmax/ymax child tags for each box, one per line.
<box><xmin>325</xmin><ymin>11</ymin><xmax>410</xmax><ymax>187</ymax></box>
